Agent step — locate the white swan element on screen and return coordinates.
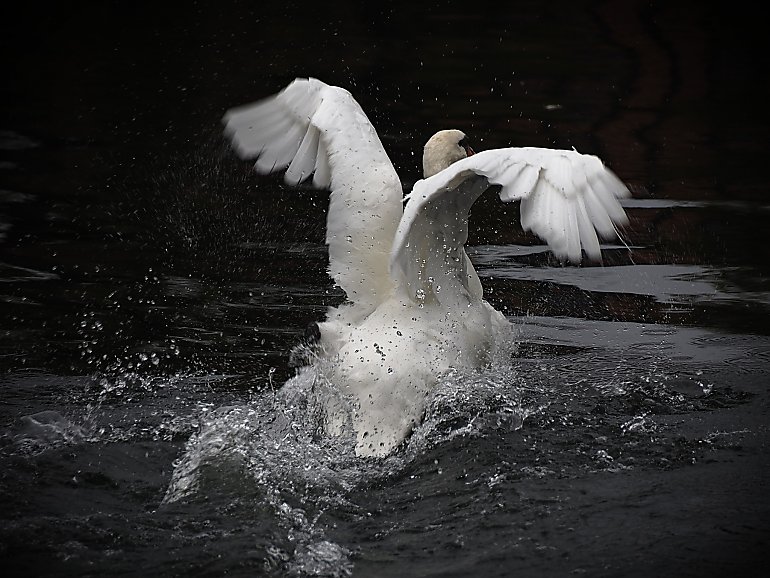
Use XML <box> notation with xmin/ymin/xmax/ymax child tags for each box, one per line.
<box><xmin>222</xmin><ymin>77</ymin><xmax>630</xmax><ymax>457</ymax></box>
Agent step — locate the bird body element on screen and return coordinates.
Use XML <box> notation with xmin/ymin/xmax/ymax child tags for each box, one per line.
<box><xmin>223</xmin><ymin>78</ymin><xmax>630</xmax><ymax>456</ymax></box>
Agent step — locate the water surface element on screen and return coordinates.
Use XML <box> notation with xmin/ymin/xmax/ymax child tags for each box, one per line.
<box><xmin>1</xmin><ymin>1</ymin><xmax>769</xmax><ymax>576</ymax></box>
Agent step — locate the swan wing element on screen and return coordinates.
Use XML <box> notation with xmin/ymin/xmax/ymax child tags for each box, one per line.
<box><xmin>223</xmin><ymin>78</ymin><xmax>404</xmax><ymax>312</ymax></box>
<box><xmin>391</xmin><ymin>147</ymin><xmax>630</xmax><ymax>304</ymax></box>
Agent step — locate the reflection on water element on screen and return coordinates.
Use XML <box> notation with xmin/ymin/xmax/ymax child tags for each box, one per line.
<box><xmin>1</xmin><ymin>0</ymin><xmax>769</xmax><ymax>576</ymax></box>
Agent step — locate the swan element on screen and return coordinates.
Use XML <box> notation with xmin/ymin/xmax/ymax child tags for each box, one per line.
<box><xmin>222</xmin><ymin>77</ymin><xmax>630</xmax><ymax>457</ymax></box>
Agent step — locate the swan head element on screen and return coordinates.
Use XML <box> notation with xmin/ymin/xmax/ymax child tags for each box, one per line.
<box><xmin>422</xmin><ymin>129</ymin><xmax>475</xmax><ymax>178</ymax></box>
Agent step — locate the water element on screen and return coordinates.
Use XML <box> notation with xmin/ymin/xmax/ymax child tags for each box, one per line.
<box><xmin>2</xmin><ymin>1</ymin><xmax>769</xmax><ymax>576</ymax></box>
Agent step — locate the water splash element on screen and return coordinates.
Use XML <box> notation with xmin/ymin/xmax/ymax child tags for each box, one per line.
<box><xmin>161</xmin><ymin>336</ymin><xmax>533</xmax><ymax>576</ymax></box>
<box><xmin>6</xmin><ymin>410</ymin><xmax>86</xmax><ymax>455</ymax></box>
<box><xmin>157</xmin><ymin>317</ymin><xmax>752</xmax><ymax>575</ymax></box>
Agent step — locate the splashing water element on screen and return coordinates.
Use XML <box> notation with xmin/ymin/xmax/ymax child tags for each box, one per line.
<box><xmin>151</xmin><ymin>312</ymin><xmax>758</xmax><ymax>577</ymax></box>
<box><xmin>161</xmin><ymin>335</ymin><xmax>535</xmax><ymax>576</ymax></box>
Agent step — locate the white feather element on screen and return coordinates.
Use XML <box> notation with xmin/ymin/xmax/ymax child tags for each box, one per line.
<box><xmin>284</xmin><ymin>126</ymin><xmax>319</xmax><ymax>185</ymax></box>
<box><xmin>393</xmin><ymin>147</ymin><xmax>630</xmax><ymax>284</ymax></box>
<box><xmin>222</xmin><ymin>78</ymin><xmax>403</xmax><ymax>315</ymax></box>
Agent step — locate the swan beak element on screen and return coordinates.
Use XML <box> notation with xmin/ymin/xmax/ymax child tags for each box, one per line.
<box><xmin>463</xmin><ymin>144</ymin><xmax>475</xmax><ymax>157</ymax></box>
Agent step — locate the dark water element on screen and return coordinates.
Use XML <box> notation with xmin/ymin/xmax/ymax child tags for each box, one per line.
<box><xmin>2</xmin><ymin>1</ymin><xmax>769</xmax><ymax>576</ymax></box>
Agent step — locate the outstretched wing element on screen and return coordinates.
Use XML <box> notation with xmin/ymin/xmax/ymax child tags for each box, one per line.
<box><xmin>222</xmin><ymin>78</ymin><xmax>404</xmax><ymax>313</ymax></box>
<box><xmin>391</xmin><ymin>147</ymin><xmax>630</xmax><ymax>305</ymax></box>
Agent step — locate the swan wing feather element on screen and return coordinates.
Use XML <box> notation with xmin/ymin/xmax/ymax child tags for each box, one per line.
<box><xmin>391</xmin><ymin>147</ymin><xmax>629</xmax><ymax>302</ymax></box>
<box><xmin>223</xmin><ymin>78</ymin><xmax>404</xmax><ymax>312</ymax></box>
